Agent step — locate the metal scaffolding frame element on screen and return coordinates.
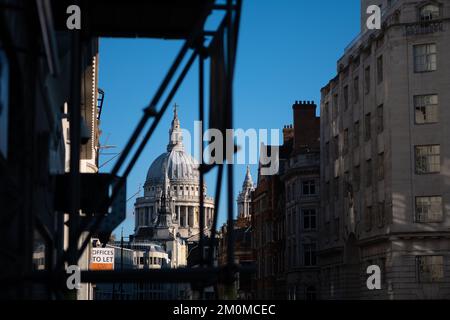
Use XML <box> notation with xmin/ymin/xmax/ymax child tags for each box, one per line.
<box><xmin>6</xmin><ymin>0</ymin><xmax>244</xmax><ymax>297</ymax></box>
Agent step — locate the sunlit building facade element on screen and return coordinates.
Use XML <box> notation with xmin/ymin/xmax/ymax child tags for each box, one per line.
<box><xmin>320</xmin><ymin>0</ymin><xmax>450</xmax><ymax>299</ymax></box>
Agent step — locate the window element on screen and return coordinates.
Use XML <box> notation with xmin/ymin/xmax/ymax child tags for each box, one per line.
<box><xmin>334</xmin><ymin>217</ymin><xmax>340</xmax><ymax>240</ymax></box>
<box><xmin>353</xmin><ymin>77</ymin><xmax>359</xmax><ymax>103</ymax></box>
<box><xmin>293</xmin><ymin>242</ymin><xmax>297</xmax><ymax>267</ymax></box>
<box><xmin>417</xmin><ymin>256</ymin><xmax>444</xmax><ymax>282</ymax></box>
<box><xmin>377</xmin><ymin>201</ymin><xmax>385</xmax><ymax>227</ymax></box>
<box><xmin>302</xmin><ymin>180</ymin><xmax>316</xmax><ymax>195</ymax></box>
<box><xmin>324</xmin><ymin>102</ymin><xmax>329</xmax><ymax>121</ymax></box>
<box><xmin>292</xmin><ymin>210</ymin><xmax>296</xmax><ymax>235</ymax></box>
<box><xmin>377</xmin><ymin>104</ymin><xmax>384</xmax><ymax>133</ymax></box>
<box><xmin>364</xmin><ymin>66</ymin><xmax>371</xmax><ymax>94</ymax></box>
<box><xmin>354</xmin><ymin>165</ymin><xmax>360</xmax><ymax>192</ymax></box>
<box><xmin>415</xmin><ymin>196</ymin><xmax>443</xmax><ymax>222</ymax></box>
<box><xmin>303</xmin><ymin>243</ymin><xmax>317</xmax><ymax>266</ymax></box>
<box><xmin>354</xmin><ymin>121</ymin><xmax>360</xmax><ymax>147</ymax></box>
<box><xmin>292</xmin><ymin>182</ymin><xmax>296</xmax><ymax>200</ymax></box>
<box><xmin>333</xmin><ymin>136</ymin><xmax>339</xmax><ymax>159</ymax></box>
<box><xmin>343</xmin><ymin>129</ymin><xmax>349</xmax><ymax>155</ymax></box>
<box><xmin>420</xmin><ymin>5</ymin><xmax>440</xmax><ymax>21</ymax></box>
<box><xmin>414</xmin><ymin>44</ymin><xmax>437</xmax><ymax>72</ymax></box>
<box><xmin>365</xmin><ymin>113</ymin><xmax>371</xmax><ymax>141</ymax></box>
<box><xmin>365</xmin><ymin>206</ymin><xmax>372</xmax><ymax>231</ymax></box>
<box><xmin>366</xmin><ymin>159</ymin><xmax>372</xmax><ymax>187</ymax></box>
<box><xmin>344</xmin><ymin>171</ymin><xmax>350</xmax><ymax>197</ymax></box>
<box><xmin>378</xmin><ymin>152</ymin><xmax>384</xmax><ymax>181</ymax></box>
<box><xmin>415</xmin><ymin>145</ymin><xmax>440</xmax><ymax>174</ymax></box>
<box><xmin>332</xmin><ymin>94</ymin><xmax>339</xmax><ymax>119</ymax></box>
<box><xmin>303</xmin><ymin>209</ymin><xmax>317</xmax><ymax>230</ymax></box>
<box><xmin>33</xmin><ymin>230</ymin><xmax>47</xmax><ymax>271</ymax></box>
<box><xmin>414</xmin><ymin>94</ymin><xmax>438</xmax><ymax>124</ymax></box>
<box><xmin>344</xmin><ymin>86</ymin><xmax>349</xmax><ymax>111</ymax></box>
<box><xmin>333</xmin><ymin>177</ymin><xmax>339</xmax><ymax>200</ymax></box>
<box><xmin>377</xmin><ymin>55</ymin><xmax>383</xmax><ymax>84</ymax></box>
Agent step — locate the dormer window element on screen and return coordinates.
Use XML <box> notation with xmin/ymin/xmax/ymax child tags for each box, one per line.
<box><xmin>420</xmin><ymin>4</ymin><xmax>440</xmax><ymax>21</ymax></box>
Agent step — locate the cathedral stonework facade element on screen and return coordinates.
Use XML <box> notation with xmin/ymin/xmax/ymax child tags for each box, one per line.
<box><xmin>133</xmin><ymin>107</ymin><xmax>215</xmax><ymax>245</ymax></box>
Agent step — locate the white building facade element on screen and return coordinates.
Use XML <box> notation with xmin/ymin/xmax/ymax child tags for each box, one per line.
<box><xmin>320</xmin><ymin>0</ymin><xmax>450</xmax><ymax>299</ymax></box>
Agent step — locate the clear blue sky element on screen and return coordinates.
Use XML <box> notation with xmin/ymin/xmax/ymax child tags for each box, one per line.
<box><xmin>98</xmin><ymin>0</ymin><xmax>360</xmax><ymax>238</ymax></box>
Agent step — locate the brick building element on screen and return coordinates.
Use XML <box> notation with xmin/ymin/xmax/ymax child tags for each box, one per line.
<box><xmin>251</xmin><ymin>100</ymin><xmax>320</xmax><ymax>300</ymax></box>
<box><xmin>281</xmin><ymin>101</ymin><xmax>320</xmax><ymax>300</ymax></box>
<box><xmin>252</xmin><ymin>142</ymin><xmax>291</xmax><ymax>299</ymax></box>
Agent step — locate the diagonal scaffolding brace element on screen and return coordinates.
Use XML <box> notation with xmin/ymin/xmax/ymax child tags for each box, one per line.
<box><xmin>55</xmin><ymin>0</ymin><xmax>243</xmax><ymax>297</ymax></box>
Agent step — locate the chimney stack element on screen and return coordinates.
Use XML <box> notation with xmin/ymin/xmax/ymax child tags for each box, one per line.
<box><xmin>282</xmin><ymin>124</ymin><xmax>294</xmax><ymax>144</ymax></box>
<box><xmin>292</xmin><ymin>100</ymin><xmax>320</xmax><ymax>152</ymax></box>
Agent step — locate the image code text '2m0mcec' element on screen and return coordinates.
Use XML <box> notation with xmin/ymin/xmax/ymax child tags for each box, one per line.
<box><xmin>0</xmin><ymin>0</ymin><xmax>450</xmax><ymax>309</ymax></box>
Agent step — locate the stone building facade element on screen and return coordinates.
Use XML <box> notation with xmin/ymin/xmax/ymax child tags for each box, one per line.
<box><xmin>320</xmin><ymin>0</ymin><xmax>450</xmax><ymax>299</ymax></box>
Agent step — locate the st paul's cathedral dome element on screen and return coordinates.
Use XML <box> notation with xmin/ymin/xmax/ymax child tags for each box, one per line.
<box><xmin>134</xmin><ymin>106</ymin><xmax>215</xmax><ymax>242</ymax></box>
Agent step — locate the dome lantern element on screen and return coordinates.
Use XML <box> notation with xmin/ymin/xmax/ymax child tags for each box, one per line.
<box><xmin>167</xmin><ymin>104</ymin><xmax>183</xmax><ymax>152</ymax></box>
<box><xmin>145</xmin><ymin>104</ymin><xmax>199</xmax><ymax>185</ymax></box>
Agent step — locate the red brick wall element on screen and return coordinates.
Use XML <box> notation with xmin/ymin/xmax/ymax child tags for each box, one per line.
<box><xmin>292</xmin><ymin>101</ymin><xmax>320</xmax><ymax>152</ymax></box>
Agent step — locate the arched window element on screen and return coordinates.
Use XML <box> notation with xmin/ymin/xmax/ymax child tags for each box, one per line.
<box><xmin>420</xmin><ymin>4</ymin><xmax>440</xmax><ymax>21</ymax></box>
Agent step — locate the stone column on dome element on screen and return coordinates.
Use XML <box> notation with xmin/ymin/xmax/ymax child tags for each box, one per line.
<box><xmin>195</xmin><ymin>206</ymin><xmax>199</xmax><ymax>228</ymax></box>
<box><xmin>188</xmin><ymin>206</ymin><xmax>193</xmax><ymax>228</ymax></box>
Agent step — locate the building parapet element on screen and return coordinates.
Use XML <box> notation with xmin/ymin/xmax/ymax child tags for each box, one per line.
<box><xmin>344</xmin><ymin>0</ymin><xmax>401</xmax><ymax>53</ymax></box>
